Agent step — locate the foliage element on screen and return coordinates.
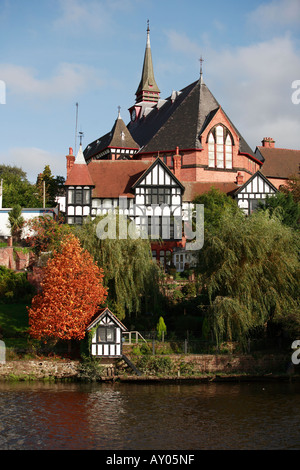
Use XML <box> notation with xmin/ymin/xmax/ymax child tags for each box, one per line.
<box><xmin>135</xmin><ymin>355</ymin><xmax>173</xmax><ymax>375</ymax></box>
<box><xmin>193</xmin><ymin>187</ymin><xmax>242</xmax><ymax>232</ymax></box>
<box><xmin>7</xmin><ymin>205</ymin><xmax>25</xmax><ymax>242</ymax></box>
<box><xmin>76</xmin><ymin>356</ymin><xmax>105</xmax><ymax>382</ymax></box>
<box><xmin>0</xmin><ymin>266</ymin><xmax>35</xmax><ymax>304</ymax></box>
<box><xmin>156</xmin><ymin>316</ymin><xmax>167</xmax><ymax>340</ymax></box>
<box><xmin>28</xmin><ymin>234</ymin><xmax>107</xmax><ymax>342</ymax></box>
<box><xmin>197</xmin><ymin>210</ymin><xmax>300</xmax><ymax>345</ymax></box>
<box><xmin>280</xmin><ymin>174</ymin><xmax>300</xmax><ymax>203</ymax></box>
<box><xmin>74</xmin><ymin>215</ymin><xmax>162</xmax><ymax>320</ymax></box>
<box><xmin>0</xmin><ymin>164</ymin><xmax>42</xmax><ymax>208</ymax></box>
<box><xmin>258</xmin><ymin>191</ymin><xmax>300</xmax><ymax>229</ymax></box>
<box><xmin>25</xmin><ymin>215</ymin><xmax>72</xmax><ymax>255</ymax></box>
<box><xmin>36</xmin><ymin>165</ymin><xmax>65</xmax><ymax>207</ymax></box>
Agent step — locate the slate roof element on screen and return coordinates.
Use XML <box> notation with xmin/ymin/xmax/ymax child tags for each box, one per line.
<box><xmin>256</xmin><ymin>146</ymin><xmax>300</xmax><ymax>179</ymax></box>
<box><xmin>84</xmin><ymin>114</ymin><xmax>139</xmax><ymax>162</ymax></box>
<box><xmin>128</xmin><ymin>78</ymin><xmax>256</xmax><ymax>159</ymax></box>
<box><xmin>136</xmin><ymin>24</ymin><xmax>160</xmax><ymax>101</ymax></box>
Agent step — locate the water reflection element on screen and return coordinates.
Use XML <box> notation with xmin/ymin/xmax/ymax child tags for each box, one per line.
<box><xmin>0</xmin><ymin>381</ymin><xmax>299</xmax><ymax>450</ymax></box>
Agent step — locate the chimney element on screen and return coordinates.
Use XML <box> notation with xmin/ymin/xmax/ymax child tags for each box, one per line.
<box><xmin>66</xmin><ymin>147</ymin><xmax>75</xmax><ymax>178</ymax></box>
<box><xmin>261</xmin><ymin>137</ymin><xmax>275</xmax><ymax>148</ymax></box>
<box><xmin>236</xmin><ymin>172</ymin><xmax>244</xmax><ymax>186</ymax></box>
<box><xmin>173</xmin><ymin>146</ymin><xmax>181</xmax><ymax>179</ymax></box>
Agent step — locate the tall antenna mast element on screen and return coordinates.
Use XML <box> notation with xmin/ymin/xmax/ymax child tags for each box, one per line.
<box><xmin>75</xmin><ymin>102</ymin><xmax>79</xmax><ymax>154</ymax></box>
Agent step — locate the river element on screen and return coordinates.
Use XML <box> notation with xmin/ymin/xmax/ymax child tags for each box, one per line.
<box><xmin>0</xmin><ymin>380</ymin><xmax>299</xmax><ymax>450</ymax></box>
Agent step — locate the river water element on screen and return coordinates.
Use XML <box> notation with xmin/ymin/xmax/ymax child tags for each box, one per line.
<box><xmin>0</xmin><ymin>380</ymin><xmax>299</xmax><ymax>450</ymax></box>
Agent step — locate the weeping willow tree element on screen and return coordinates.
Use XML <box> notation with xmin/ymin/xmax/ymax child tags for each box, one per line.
<box><xmin>197</xmin><ymin>209</ymin><xmax>300</xmax><ymax>345</ymax></box>
<box><xmin>73</xmin><ymin>215</ymin><xmax>162</xmax><ymax>321</ymax></box>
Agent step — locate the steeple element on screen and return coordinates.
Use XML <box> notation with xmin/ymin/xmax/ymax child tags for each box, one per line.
<box><xmin>135</xmin><ymin>21</ymin><xmax>160</xmax><ymax>104</ymax></box>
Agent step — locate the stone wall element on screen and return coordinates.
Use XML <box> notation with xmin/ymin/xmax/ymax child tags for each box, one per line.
<box><xmin>0</xmin><ymin>353</ymin><xmax>290</xmax><ymax>381</ymax></box>
<box><xmin>0</xmin><ymin>247</ymin><xmax>32</xmax><ymax>271</ymax></box>
<box><xmin>0</xmin><ymin>360</ymin><xmax>80</xmax><ymax>380</ymax></box>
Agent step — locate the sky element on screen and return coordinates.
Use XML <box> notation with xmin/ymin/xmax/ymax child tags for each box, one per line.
<box><xmin>0</xmin><ymin>0</ymin><xmax>299</xmax><ymax>183</ymax></box>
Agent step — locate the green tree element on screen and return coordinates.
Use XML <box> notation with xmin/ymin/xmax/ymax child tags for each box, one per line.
<box><xmin>36</xmin><ymin>165</ymin><xmax>65</xmax><ymax>207</ymax></box>
<box><xmin>156</xmin><ymin>316</ymin><xmax>167</xmax><ymax>340</ymax></box>
<box><xmin>197</xmin><ymin>209</ymin><xmax>300</xmax><ymax>345</ymax></box>
<box><xmin>259</xmin><ymin>191</ymin><xmax>300</xmax><ymax>229</ymax></box>
<box><xmin>74</xmin><ymin>215</ymin><xmax>162</xmax><ymax>321</ymax></box>
<box><xmin>193</xmin><ymin>187</ymin><xmax>241</xmax><ymax>232</ymax></box>
<box><xmin>0</xmin><ymin>164</ymin><xmax>42</xmax><ymax>208</ymax></box>
<box><xmin>8</xmin><ymin>205</ymin><xmax>24</xmax><ymax>244</ymax></box>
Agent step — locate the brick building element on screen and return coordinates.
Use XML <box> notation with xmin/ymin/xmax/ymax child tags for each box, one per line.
<box><xmin>64</xmin><ymin>24</ymin><xmax>297</xmax><ymax>271</ymax></box>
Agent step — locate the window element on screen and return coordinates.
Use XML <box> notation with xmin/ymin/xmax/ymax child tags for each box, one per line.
<box><xmin>68</xmin><ymin>188</ymin><xmax>74</xmax><ymax>204</ymax></box>
<box><xmin>97</xmin><ymin>326</ymin><xmax>115</xmax><ymax>343</ymax></box>
<box><xmin>138</xmin><ymin>216</ymin><xmax>180</xmax><ymax>240</ymax></box>
<box><xmin>83</xmin><ymin>188</ymin><xmax>90</xmax><ymax>204</ymax></box>
<box><xmin>75</xmin><ymin>188</ymin><xmax>83</xmax><ymax>205</ymax></box>
<box><xmin>207</xmin><ymin>125</ymin><xmax>233</xmax><ymax>169</ymax></box>
<box><xmin>145</xmin><ymin>187</ymin><xmax>171</xmax><ymax>205</ymax></box>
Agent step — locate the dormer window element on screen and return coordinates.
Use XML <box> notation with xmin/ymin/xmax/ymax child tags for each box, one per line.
<box><xmin>208</xmin><ymin>125</ymin><xmax>233</xmax><ymax>169</ymax></box>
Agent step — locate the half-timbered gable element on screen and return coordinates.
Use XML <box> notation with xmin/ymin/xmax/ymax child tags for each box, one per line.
<box><xmin>86</xmin><ymin>308</ymin><xmax>127</xmax><ymax>358</ymax></box>
<box><xmin>65</xmin><ymin>144</ymin><xmax>94</xmax><ymax>225</ymax></box>
<box><xmin>234</xmin><ymin>170</ymin><xmax>278</xmax><ymax>215</ymax></box>
<box><xmin>132</xmin><ymin>157</ymin><xmax>185</xmax><ymax>241</ymax></box>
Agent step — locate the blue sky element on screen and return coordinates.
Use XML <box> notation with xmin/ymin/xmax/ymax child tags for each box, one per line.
<box><xmin>0</xmin><ymin>0</ymin><xmax>299</xmax><ymax>182</ymax></box>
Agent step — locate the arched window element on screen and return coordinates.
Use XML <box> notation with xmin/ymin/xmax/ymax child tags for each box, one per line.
<box><xmin>207</xmin><ymin>125</ymin><xmax>233</xmax><ymax>169</ymax></box>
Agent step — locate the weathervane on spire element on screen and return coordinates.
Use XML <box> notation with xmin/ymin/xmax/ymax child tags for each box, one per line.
<box><xmin>79</xmin><ymin>131</ymin><xmax>84</xmax><ymax>146</ymax></box>
<box><xmin>199</xmin><ymin>56</ymin><xmax>204</xmax><ymax>77</ymax></box>
<box><xmin>147</xmin><ymin>19</ymin><xmax>149</xmax><ymax>31</ymax></box>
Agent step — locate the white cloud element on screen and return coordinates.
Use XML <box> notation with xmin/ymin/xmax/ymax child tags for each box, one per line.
<box><xmin>162</xmin><ymin>29</ymin><xmax>300</xmax><ymax>151</ymax></box>
<box><xmin>247</xmin><ymin>0</ymin><xmax>300</xmax><ymax>30</ymax></box>
<box><xmin>206</xmin><ymin>35</ymin><xmax>300</xmax><ymax>148</ymax></box>
<box><xmin>54</xmin><ymin>0</ymin><xmax>113</xmax><ymax>32</ymax></box>
<box><xmin>0</xmin><ymin>62</ymin><xmax>104</xmax><ymax>100</ymax></box>
<box><xmin>165</xmin><ymin>30</ymin><xmax>201</xmax><ymax>57</ymax></box>
<box><xmin>0</xmin><ymin>147</ymin><xmax>65</xmax><ymax>183</ymax></box>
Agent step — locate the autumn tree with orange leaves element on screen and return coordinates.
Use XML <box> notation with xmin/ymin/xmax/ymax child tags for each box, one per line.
<box><xmin>28</xmin><ymin>234</ymin><xmax>107</xmax><ymax>342</ymax></box>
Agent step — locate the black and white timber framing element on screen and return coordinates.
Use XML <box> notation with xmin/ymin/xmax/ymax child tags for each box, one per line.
<box><xmin>86</xmin><ymin>308</ymin><xmax>127</xmax><ymax>358</ymax></box>
<box><xmin>234</xmin><ymin>170</ymin><xmax>278</xmax><ymax>215</ymax></box>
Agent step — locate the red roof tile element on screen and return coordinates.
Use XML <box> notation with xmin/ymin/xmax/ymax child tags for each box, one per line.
<box><xmin>65</xmin><ymin>162</ymin><xmax>95</xmax><ymax>186</ymax></box>
<box><xmin>87</xmin><ymin>160</ymin><xmax>152</xmax><ymax>198</ymax></box>
<box><xmin>182</xmin><ymin>181</ymin><xmax>238</xmax><ymax>201</ymax></box>
<box><xmin>257</xmin><ymin>147</ymin><xmax>300</xmax><ymax>179</ymax></box>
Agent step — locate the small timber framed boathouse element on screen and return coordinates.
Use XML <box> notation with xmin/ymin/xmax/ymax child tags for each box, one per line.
<box><xmin>86</xmin><ymin>307</ymin><xmax>141</xmax><ymax>375</ymax></box>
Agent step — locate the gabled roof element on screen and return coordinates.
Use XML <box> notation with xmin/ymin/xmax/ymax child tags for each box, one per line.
<box><xmin>87</xmin><ymin>160</ymin><xmax>152</xmax><ymax>198</ymax></box>
<box><xmin>182</xmin><ymin>181</ymin><xmax>238</xmax><ymax>202</ymax></box>
<box><xmin>256</xmin><ymin>146</ymin><xmax>300</xmax><ymax>179</ymax></box>
<box><xmin>128</xmin><ymin>78</ymin><xmax>256</xmax><ymax>158</ymax></box>
<box><xmin>131</xmin><ymin>156</ymin><xmax>185</xmax><ymax>191</ymax></box>
<box><xmin>234</xmin><ymin>170</ymin><xmax>278</xmax><ymax>195</ymax></box>
<box><xmin>86</xmin><ymin>307</ymin><xmax>128</xmax><ymax>332</ymax></box>
<box><xmin>65</xmin><ymin>145</ymin><xmax>95</xmax><ymax>186</ymax></box>
<box><xmin>84</xmin><ymin>113</ymin><xmax>139</xmax><ymax>162</ymax></box>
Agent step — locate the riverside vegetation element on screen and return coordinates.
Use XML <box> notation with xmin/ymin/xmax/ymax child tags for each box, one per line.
<box><xmin>0</xmin><ymin>187</ymin><xmax>299</xmax><ymax>380</ymax></box>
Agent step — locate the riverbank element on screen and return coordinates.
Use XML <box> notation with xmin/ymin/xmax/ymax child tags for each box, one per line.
<box><xmin>0</xmin><ymin>352</ymin><xmax>298</xmax><ymax>383</ymax></box>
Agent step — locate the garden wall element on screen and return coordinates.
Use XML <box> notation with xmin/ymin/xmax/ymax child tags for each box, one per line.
<box><xmin>0</xmin><ymin>353</ymin><xmax>291</xmax><ymax>381</ymax></box>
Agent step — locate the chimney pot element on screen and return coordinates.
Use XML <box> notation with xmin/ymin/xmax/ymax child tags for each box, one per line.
<box><xmin>236</xmin><ymin>172</ymin><xmax>244</xmax><ymax>186</ymax></box>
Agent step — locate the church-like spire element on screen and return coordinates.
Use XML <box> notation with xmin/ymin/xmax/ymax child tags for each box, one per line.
<box><xmin>135</xmin><ymin>21</ymin><xmax>160</xmax><ymax>104</ymax></box>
